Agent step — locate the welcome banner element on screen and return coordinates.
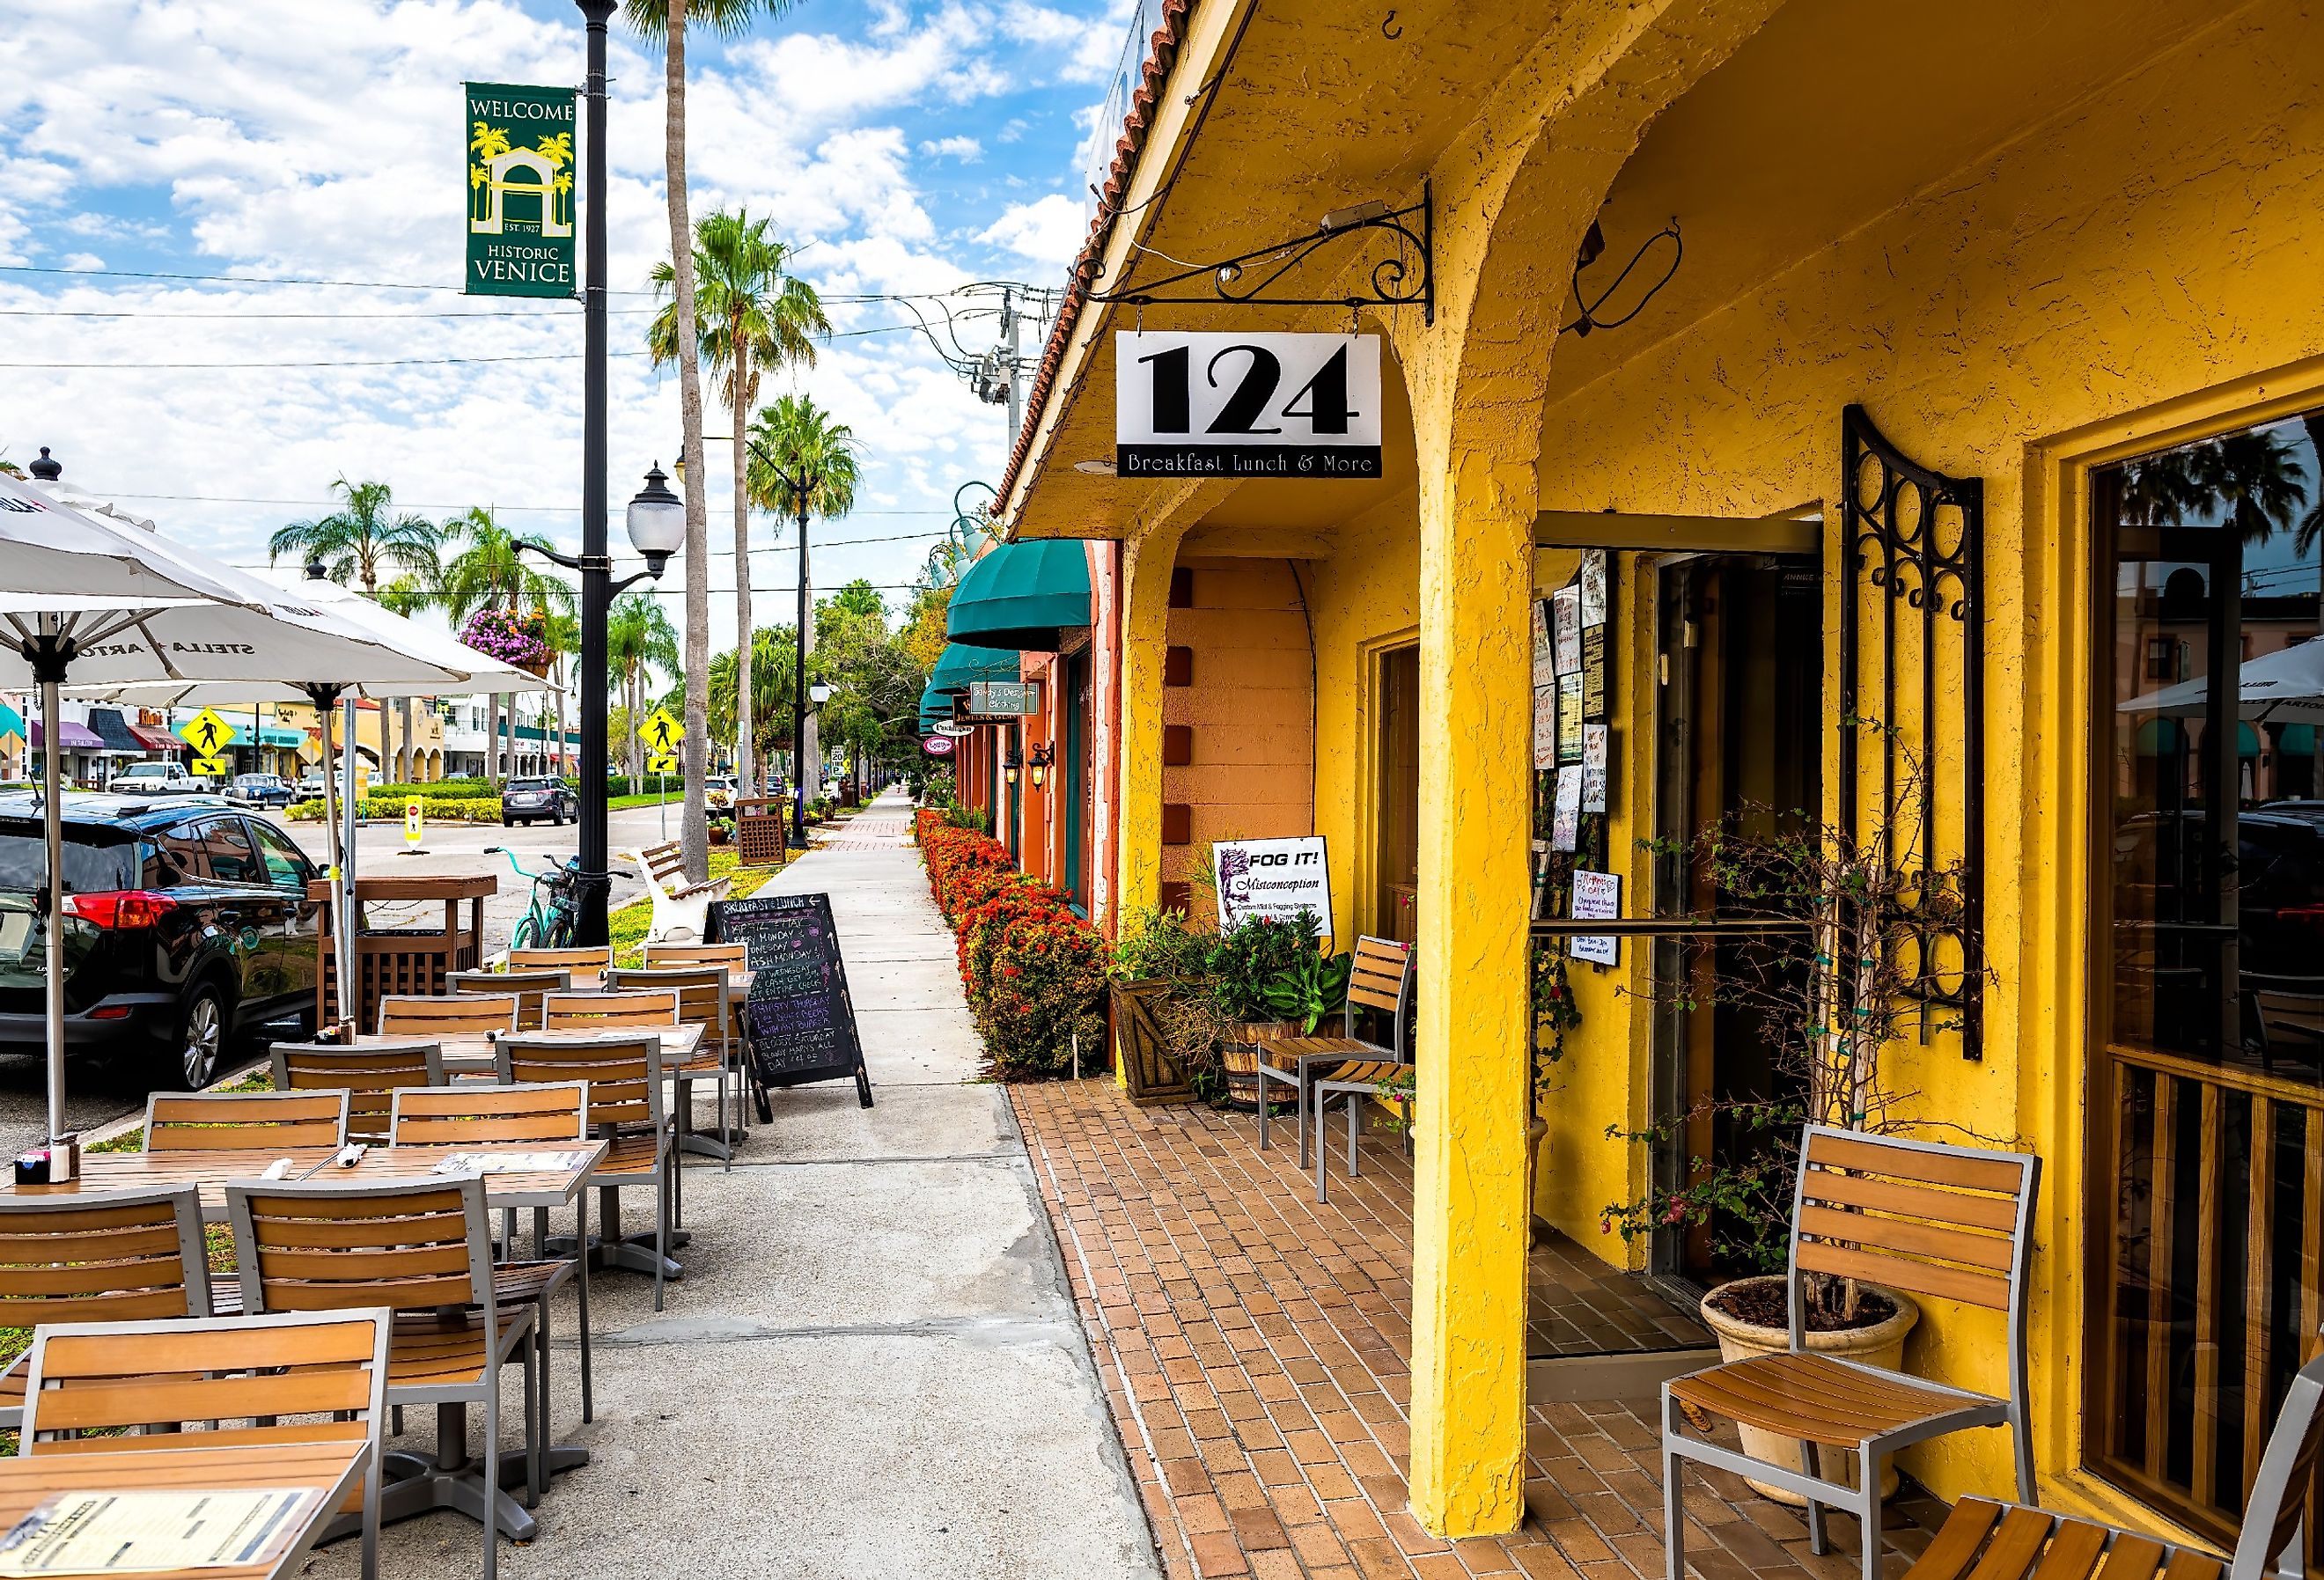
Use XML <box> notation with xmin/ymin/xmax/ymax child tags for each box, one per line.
<box><xmin>465</xmin><ymin>82</ymin><xmax>577</xmax><ymax>298</ymax></box>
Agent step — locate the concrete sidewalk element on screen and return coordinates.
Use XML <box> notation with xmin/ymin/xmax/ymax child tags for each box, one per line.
<box><xmin>319</xmin><ymin>794</ymin><xmax>1160</xmax><ymax>1579</ymax></box>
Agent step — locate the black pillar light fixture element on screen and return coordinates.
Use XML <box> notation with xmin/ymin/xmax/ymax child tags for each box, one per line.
<box><xmin>1003</xmin><ymin>740</ymin><xmax>1022</xmax><ymax>787</ymax></box>
<box><xmin>1027</xmin><ymin>740</ymin><xmax>1054</xmax><ymax>790</ymax></box>
<box><xmin>518</xmin><ymin>461</ymin><xmax>685</xmax><ymax>942</ymax></box>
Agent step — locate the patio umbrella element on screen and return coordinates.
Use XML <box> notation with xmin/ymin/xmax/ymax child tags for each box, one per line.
<box><xmin>71</xmin><ymin>565</ymin><xmax>549</xmax><ymax>1028</ymax></box>
<box><xmin>0</xmin><ymin>475</ymin><xmax>456</xmax><ymax>1149</ymax></box>
<box><xmin>2118</xmin><ymin>637</ymin><xmax>2324</xmax><ymax>724</ymax></box>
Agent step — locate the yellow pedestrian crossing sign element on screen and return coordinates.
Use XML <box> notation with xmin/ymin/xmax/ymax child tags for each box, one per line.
<box><xmin>639</xmin><ymin>709</ymin><xmax>682</xmax><ymax>755</ymax></box>
<box><xmin>648</xmin><ymin>753</ymin><xmax>679</xmax><ymax>775</ymax></box>
<box><xmin>191</xmin><ymin>757</ymin><xmax>231</xmax><ymax>777</ymax></box>
<box><xmin>177</xmin><ymin>708</ymin><xmax>234</xmax><ymax>758</ymax></box>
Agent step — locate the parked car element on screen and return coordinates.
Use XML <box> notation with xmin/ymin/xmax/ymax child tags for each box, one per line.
<box><xmin>501</xmin><ymin>777</ymin><xmax>577</xmax><ymax>827</ymax></box>
<box><xmin>294</xmin><ymin>771</ymin><xmax>327</xmax><ymax>797</ymax></box>
<box><xmin>702</xmin><ymin>775</ymin><xmax>739</xmax><ymax>817</ymax></box>
<box><xmin>112</xmin><ymin>761</ymin><xmax>211</xmax><ymax>795</ymax></box>
<box><xmin>224</xmin><ymin>773</ymin><xmax>296</xmax><ymax>810</ymax></box>
<box><xmin>0</xmin><ymin>792</ymin><xmax>324</xmax><ymax>1087</ymax></box>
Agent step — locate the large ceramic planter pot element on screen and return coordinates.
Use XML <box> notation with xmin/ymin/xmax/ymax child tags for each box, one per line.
<box><xmin>1697</xmin><ymin>1275</ymin><xmax>1921</xmax><ymax>1504</ymax></box>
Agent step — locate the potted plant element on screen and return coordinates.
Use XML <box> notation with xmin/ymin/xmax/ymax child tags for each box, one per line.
<box><xmin>1107</xmin><ymin>907</ymin><xmax>1235</xmax><ymax>1103</ymax></box>
<box><xmin>708</xmin><ymin>816</ymin><xmax>734</xmax><ymax>847</ymax></box>
<box><xmin>1602</xmin><ymin>768</ymin><xmax>1970</xmax><ymax>1503</ymax></box>
<box><xmin>1208</xmin><ymin>911</ymin><xmax>1347</xmax><ymax>1098</ymax></box>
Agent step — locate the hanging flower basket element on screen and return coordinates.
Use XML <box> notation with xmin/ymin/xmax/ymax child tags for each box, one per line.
<box><xmin>459</xmin><ymin>606</ymin><xmax>552</xmax><ymax>675</ymax></box>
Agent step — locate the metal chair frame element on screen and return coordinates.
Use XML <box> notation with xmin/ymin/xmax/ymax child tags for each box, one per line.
<box><xmin>1661</xmin><ymin>1125</ymin><xmax>2041</xmax><ymax>1580</ymax></box>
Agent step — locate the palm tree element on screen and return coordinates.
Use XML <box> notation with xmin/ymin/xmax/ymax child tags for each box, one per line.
<box><xmin>747</xmin><ymin>393</ymin><xmax>858</xmax><ymax>795</ymax></box>
<box><xmin>268</xmin><ymin>478</ymin><xmax>441</xmax><ymax>595</ymax></box>
<box><xmin>440</xmin><ymin>507</ymin><xmax>571</xmax><ymax>783</ymax></box>
<box><xmin>651</xmin><ymin>207</ymin><xmax>829</xmax><ymax>801</ymax></box>
<box><xmin>628</xmin><ymin>0</ymin><xmax>802</xmax><ymax>881</ymax></box>
<box><xmin>607</xmin><ymin>596</ymin><xmax>680</xmax><ymax>794</ymax></box>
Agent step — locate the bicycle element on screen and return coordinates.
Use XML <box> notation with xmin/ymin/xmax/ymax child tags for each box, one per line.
<box><xmin>487</xmin><ymin>846</ymin><xmax>584</xmax><ymax>951</ymax></box>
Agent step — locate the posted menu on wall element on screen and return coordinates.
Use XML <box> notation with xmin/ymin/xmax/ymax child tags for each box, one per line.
<box><xmin>708</xmin><ymin>892</ymin><xmax>874</xmax><ymax>1110</ymax></box>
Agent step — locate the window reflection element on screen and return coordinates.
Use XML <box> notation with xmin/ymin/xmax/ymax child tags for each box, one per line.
<box><xmin>2104</xmin><ymin>408</ymin><xmax>2324</xmax><ymax>1079</ymax></box>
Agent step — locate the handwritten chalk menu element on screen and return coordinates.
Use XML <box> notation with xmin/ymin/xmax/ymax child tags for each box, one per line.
<box><xmin>708</xmin><ymin>891</ymin><xmax>874</xmax><ymax>1108</ymax></box>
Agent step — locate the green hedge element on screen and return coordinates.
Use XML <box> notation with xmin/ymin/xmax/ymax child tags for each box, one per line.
<box><xmin>288</xmin><ymin>795</ymin><xmax>504</xmax><ymax>823</ymax></box>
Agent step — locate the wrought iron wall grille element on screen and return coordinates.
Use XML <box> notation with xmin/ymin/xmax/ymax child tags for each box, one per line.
<box><xmin>1838</xmin><ymin>404</ymin><xmax>1986</xmax><ymax>1061</ymax></box>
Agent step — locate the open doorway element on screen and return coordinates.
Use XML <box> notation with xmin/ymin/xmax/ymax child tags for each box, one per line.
<box><xmin>1374</xmin><ymin>643</ymin><xmax>1421</xmax><ymax>943</ymax></box>
<box><xmin>1647</xmin><ymin>552</ymin><xmax>1825</xmax><ymax>1295</ymax></box>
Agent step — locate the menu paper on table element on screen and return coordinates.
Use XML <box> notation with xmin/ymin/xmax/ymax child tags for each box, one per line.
<box><xmin>0</xmin><ymin>1488</ymin><xmax>323</xmax><ymax>1575</ymax></box>
<box><xmin>429</xmin><ymin>1150</ymin><xmax>585</xmax><ymax>1176</ymax></box>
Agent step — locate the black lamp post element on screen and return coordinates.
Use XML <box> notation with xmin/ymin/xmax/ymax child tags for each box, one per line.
<box><xmin>522</xmin><ymin>464</ymin><xmax>684</xmax><ymax>943</ymax></box>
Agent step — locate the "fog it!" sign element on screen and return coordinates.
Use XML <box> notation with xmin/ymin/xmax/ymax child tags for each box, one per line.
<box><xmin>1213</xmin><ymin>835</ymin><xmax>1334</xmax><ymax>932</ymax></box>
<box><xmin>1116</xmin><ymin>332</ymin><xmax>1381</xmax><ymax>481</ymax></box>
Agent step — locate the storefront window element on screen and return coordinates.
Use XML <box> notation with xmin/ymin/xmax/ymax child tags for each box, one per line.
<box><xmin>2092</xmin><ymin>405</ymin><xmax>2324</xmax><ymax>1560</ymax></box>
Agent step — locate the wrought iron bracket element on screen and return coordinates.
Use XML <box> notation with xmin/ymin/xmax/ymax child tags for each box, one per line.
<box><xmin>1839</xmin><ymin>403</ymin><xmax>1986</xmax><ymax>1062</ymax></box>
<box><xmin>1083</xmin><ymin>183</ymin><xmax>1433</xmax><ymax>326</ymax></box>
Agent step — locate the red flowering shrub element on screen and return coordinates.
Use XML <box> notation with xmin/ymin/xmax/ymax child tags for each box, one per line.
<box><xmin>919</xmin><ymin>819</ymin><xmax>1108</xmax><ymax>1079</ymax></box>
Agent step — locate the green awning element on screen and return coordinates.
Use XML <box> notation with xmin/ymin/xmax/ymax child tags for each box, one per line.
<box><xmin>928</xmin><ymin>643</ymin><xmax>1020</xmax><ymax>694</ymax></box>
<box><xmin>2276</xmin><ymin>723</ymin><xmax>2316</xmax><ymax>757</ymax></box>
<box><xmin>945</xmin><ymin>539</ymin><xmax>1091</xmax><ymax>651</ymax></box>
<box><xmin>0</xmin><ymin>703</ymin><xmax>20</xmax><ymax>740</ymax></box>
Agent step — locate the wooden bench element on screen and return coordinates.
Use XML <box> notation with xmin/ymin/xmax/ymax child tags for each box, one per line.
<box><xmin>620</xmin><ymin>839</ymin><xmax>732</xmax><ymax>944</ymax></box>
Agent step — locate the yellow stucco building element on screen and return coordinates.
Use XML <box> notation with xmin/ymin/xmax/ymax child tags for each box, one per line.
<box><xmin>997</xmin><ymin>0</ymin><xmax>2324</xmax><ymax>1557</ymax></box>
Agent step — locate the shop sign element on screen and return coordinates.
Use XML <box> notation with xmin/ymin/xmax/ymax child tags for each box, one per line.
<box><xmin>966</xmin><ymin>681</ymin><xmax>1038</xmax><ymax>717</ymax></box>
<box><xmin>465</xmin><ymin>83</ymin><xmax>578</xmax><ymax>298</ymax></box>
<box><xmin>921</xmin><ymin>734</ymin><xmax>955</xmax><ymax>757</ymax></box>
<box><xmin>1213</xmin><ymin>835</ymin><xmax>1332</xmax><ymax>932</ymax></box>
<box><xmin>1116</xmin><ymin>332</ymin><xmax>1380</xmax><ymax>480</ymax></box>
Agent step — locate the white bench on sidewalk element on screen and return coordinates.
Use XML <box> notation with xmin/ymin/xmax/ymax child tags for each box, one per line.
<box><xmin>621</xmin><ymin>838</ymin><xmax>732</xmax><ymax>944</ymax></box>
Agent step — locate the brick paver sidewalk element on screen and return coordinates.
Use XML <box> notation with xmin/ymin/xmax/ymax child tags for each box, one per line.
<box><xmin>1012</xmin><ymin>1082</ymin><xmax>1945</xmax><ymax>1580</ymax></box>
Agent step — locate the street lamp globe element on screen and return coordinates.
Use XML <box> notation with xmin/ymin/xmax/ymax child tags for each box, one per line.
<box><xmin>808</xmin><ymin>682</ymin><xmax>834</xmax><ymax>706</ymax></box>
<box><xmin>625</xmin><ymin>463</ymin><xmax>686</xmax><ymax>575</ymax></box>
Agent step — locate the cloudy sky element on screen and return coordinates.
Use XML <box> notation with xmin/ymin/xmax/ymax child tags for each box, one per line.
<box><xmin>0</xmin><ymin>0</ymin><xmax>1136</xmax><ymax>639</ymax></box>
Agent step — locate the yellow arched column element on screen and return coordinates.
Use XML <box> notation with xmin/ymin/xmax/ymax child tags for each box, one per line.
<box><xmin>1395</xmin><ymin>0</ymin><xmax>1784</xmax><ymax>1536</ymax></box>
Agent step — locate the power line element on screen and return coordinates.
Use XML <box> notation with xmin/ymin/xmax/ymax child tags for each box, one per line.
<box><xmin>103</xmin><ymin>490</ymin><xmax>963</xmax><ymax>517</ymax></box>
<box><xmin>0</xmin><ymin>323</ymin><xmax>923</xmax><ymax>369</ymax></box>
<box><xmin>0</xmin><ymin>306</ymin><xmax>658</xmax><ymax>320</ymax></box>
<box><xmin>0</xmin><ymin>261</ymin><xmax>1035</xmax><ymax>306</ymax></box>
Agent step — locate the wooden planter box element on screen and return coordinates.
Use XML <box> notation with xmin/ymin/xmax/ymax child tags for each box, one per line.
<box><xmin>1111</xmin><ymin>979</ymin><xmax>1194</xmax><ymax>1106</ymax></box>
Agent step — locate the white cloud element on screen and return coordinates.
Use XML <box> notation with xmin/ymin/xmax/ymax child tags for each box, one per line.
<box><xmin>920</xmin><ymin>135</ymin><xmax>982</xmax><ymax>162</ymax></box>
<box><xmin>976</xmin><ymin>192</ymin><xmax>1085</xmax><ymax>266</ymax></box>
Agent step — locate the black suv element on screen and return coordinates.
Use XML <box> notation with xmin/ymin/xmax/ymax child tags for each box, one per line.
<box><xmin>0</xmin><ymin>793</ymin><xmax>323</xmax><ymax>1088</ymax></box>
<box><xmin>500</xmin><ymin>778</ymin><xmax>577</xmax><ymax>827</ymax></box>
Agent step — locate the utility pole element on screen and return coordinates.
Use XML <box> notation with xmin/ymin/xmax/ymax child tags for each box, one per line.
<box><xmin>1001</xmin><ymin>286</ymin><xmax>1023</xmax><ymax>441</ymax></box>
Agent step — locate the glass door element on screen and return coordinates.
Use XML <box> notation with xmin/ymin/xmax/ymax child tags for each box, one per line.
<box><xmin>2089</xmin><ymin>407</ymin><xmax>2324</xmax><ymax>1563</ymax></box>
<box><xmin>1648</xmin><ymin>552</ymin><xmax>1823</xmax><ymax>1292</ymax></box>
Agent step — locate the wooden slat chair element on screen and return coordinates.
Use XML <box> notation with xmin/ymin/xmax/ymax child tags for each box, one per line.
<box><xmin>1253</xmin><ymin>937</ymin><xmax>1414</xmax><ymax>1195</ymax></box>
<box><xmin>496</xmin><ymin>1033</ymin><xmax>678</xmax><ymax>1311</ymax></box>
<box><xmin>270</xmin><ymin>1039</ymin><xmax>444</xmax><ymax>1144</ymax></box>
<box><xmin>18</xmin><ymin>1309</ymin><xmax>393</xmax><ymax>1580</ymax></box>
<box><xmin>0</xmin><ymin>1187</ymin><xmax>214</xmax><ymax>1429</ymax></box>
<box><xmin>1895</xmin><ymin>1340</ymin><xmax>2324</xmax><ymax>1580</ymax></box>
<box><xmin>225</xmin><ymin>1176</ymin><xmax>538</xmax><ymax>1580</ymax></box>
<box><xmin>145</xmin><ymin>1090</ymin><xmax>349</xmax><ymax>1152</ymax></box>
<box><xmin>619</xmin><ymin>838</ymin><xmax>731</xmax><ymax>944</ymax></box>
<box><xmin>507</xmin><ymin>945</ymin><xmax>613</xmax><ymax>978</ymax></box>
<box><xmin>391</xmin><ymin>1083</ymin><xmax>597</xmax><ymax>1426</ymax></box>
<box><xmin>541</xmin><ymin>988</ymin><xmax>680</xmax><ymax>1033</ymax></box>
<box><xmin>446</xmin><ymin>967</ymin><xmax>569</xmax><ymax>1031</ymax></box>
<box><xmin>378</xmin><ymin>993</ymin><xmax>518</xmax><ymax>1040</ymax></box>
<box><xmin>1661</xmin><ymin>1126</ymin><xmax>2041</xmax><ymax>1580</ymax></box>
<box><xmin>605</xmin><ymin>965</ymin><xmax>738</xmax><ymax>1172</ymax></box>
<box><xmin>643</xmin><ymin>942</ymin><xmax>747</xmax><ymax>970</ymax></box>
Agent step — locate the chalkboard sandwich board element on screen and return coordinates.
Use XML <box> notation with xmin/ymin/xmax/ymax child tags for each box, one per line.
<box><xmin>708</xmin><ymin>891</ymin><xmax>873</xmax><ymax>1111</ymax></box>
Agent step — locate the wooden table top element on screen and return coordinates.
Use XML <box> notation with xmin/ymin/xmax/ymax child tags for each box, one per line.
<box><xmin>9</xmin><ymin>1139</ymin><xmax>609</xmax><ymax>1216</ymax></box>
<box><xmin>567</xmin><ymin>966</ymin><xmax>757</xmax><ymax>996</ymax></box>
<box><xmin>0</xmin><ymin>1441</ymin><xmax>365</xmax><ymax>1580</ymax></box>
<box><xmin>351</xmin><ymin>1021</ymin><xmax>705</xmax><ymax>1077</ymax></box>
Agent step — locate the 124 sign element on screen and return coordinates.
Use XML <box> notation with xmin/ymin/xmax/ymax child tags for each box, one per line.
<box><xmin>1115</xmin><ymin>331</ymin><xmax>1381</xmax><ymax>481</ymax></box>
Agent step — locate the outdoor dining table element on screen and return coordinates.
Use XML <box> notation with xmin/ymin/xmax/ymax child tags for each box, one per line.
<box><xmin>0</xmin><ymin>1440</ymin><xmax>367</xmax><ymax>1580</ymax></box>
<box><xmin>6</xmin><ymin>1139</ymin><xmax>612</xmax><ymax>1545</ymax></box>
<box><xmin>349</xmin><ymin>1019</ymin><xmax>708</xmax><ymax>1077</ymax></box>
